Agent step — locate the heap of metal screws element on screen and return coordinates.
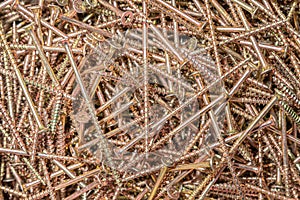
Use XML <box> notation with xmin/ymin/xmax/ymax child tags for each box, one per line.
<box><xmin>1</xmin><ymin>0</ymin><xmax>300</xmax><ymax>199</ymax></box>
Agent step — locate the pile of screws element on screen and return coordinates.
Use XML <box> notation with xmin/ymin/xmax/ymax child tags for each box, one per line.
<box><xmin>0</xmin><ymin>0</ymin><xmax>300</xmax><ymax>199</ymax></box>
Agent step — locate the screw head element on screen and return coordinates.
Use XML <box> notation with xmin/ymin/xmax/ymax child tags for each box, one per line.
<box><xmin>73</xmin><ymin>0</ymin><xmax>86</xmax><ymax>13</ymax></box>
<box><xmin>121</xmin><ymin>11</ymin><xmax>134</xmax><ymax>26</ymax></box>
